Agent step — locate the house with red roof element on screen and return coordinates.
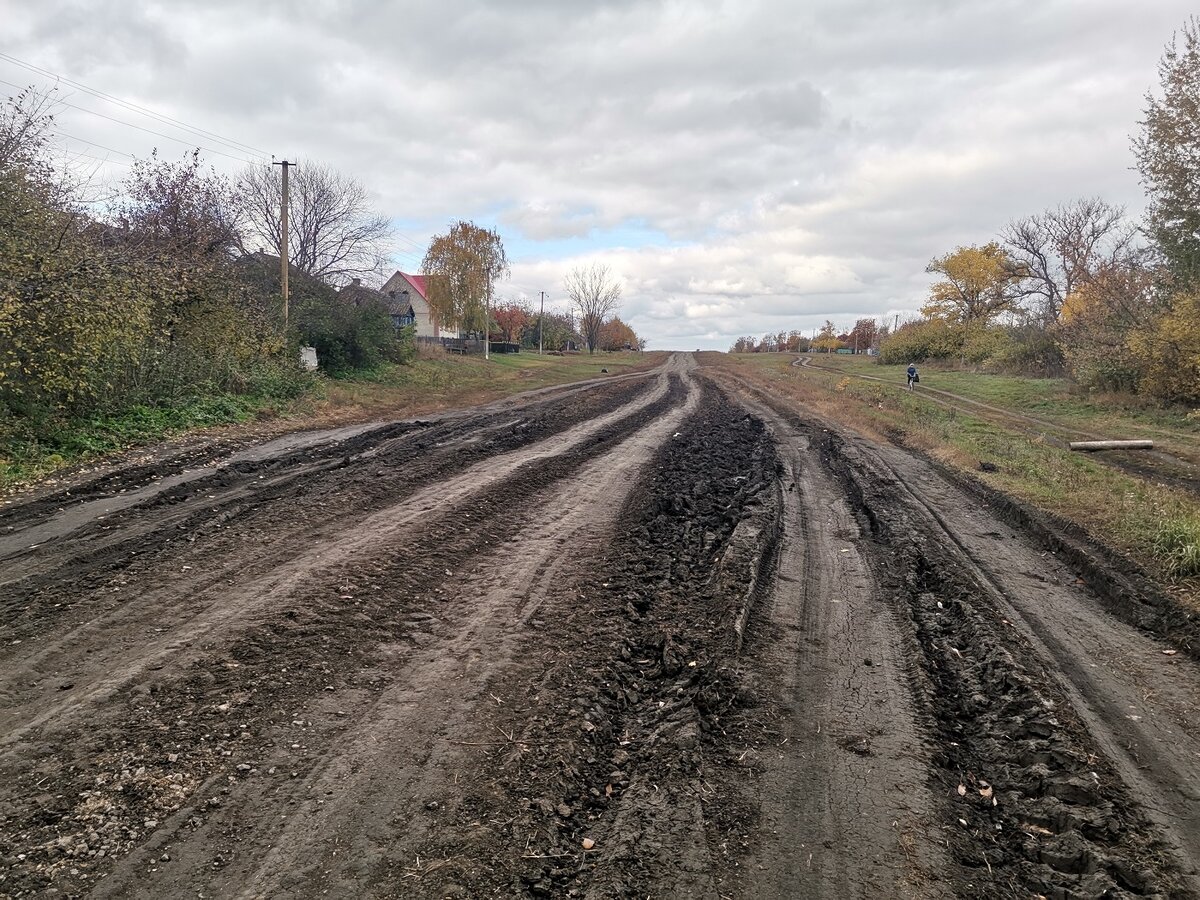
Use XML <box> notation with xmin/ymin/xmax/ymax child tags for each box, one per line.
<box><xmin>380</xmin><ymin>271</ymin><xmax>459</xmax><ymax>341</ymax></box>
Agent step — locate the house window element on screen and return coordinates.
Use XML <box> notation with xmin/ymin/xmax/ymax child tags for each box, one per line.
<box><xmin>392</xmin><ymin>313</ymin><xmax>415</xmax><ymax>328</ymax></box>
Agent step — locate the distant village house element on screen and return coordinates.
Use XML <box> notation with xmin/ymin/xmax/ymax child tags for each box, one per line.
<box><xmin>381</xmin><ymin>271</ymin><xmax>459</xmax><ymax>341</ymax></box>
<box><xmin>337</xmin><ymin>272</ymin><xmax>459</xmax><ymax>342</ymax></box>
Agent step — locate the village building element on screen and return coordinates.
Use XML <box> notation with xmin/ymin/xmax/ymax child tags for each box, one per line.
<box><xmin>336</xmin><ymin>278</ymin><xmax>404</xmax><ymax>320</ymax></box>
<box><xmin>380</xmin><ymin>271</ymin><xmax>459</xmax><ymax>341</ymax></box>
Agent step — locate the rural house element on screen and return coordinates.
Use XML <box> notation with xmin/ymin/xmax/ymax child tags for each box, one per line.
<box><xmin>380</xmin><ymin>271</ymin><xmax>459</xmax><ymax>341</ymax></box>
<box><xmin>336</xmin><ymin>278</ymin><xmax>416</xmax><ymax>329</ymax></box>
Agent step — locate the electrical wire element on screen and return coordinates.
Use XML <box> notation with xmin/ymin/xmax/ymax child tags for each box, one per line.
<box><xmin>52</xmin><ymin>130</ymin><xmax>136</xmax><ymax>159</ymax></box>
<box><xmin>0</xmin><ymin>52</ymin><xmax>270</xmax><ymax>159</ymax></box>
<box><xmin>56</xmin><ymin>149</ymin><xmax>134</xmax><ymax>168</ymax></box>
<box><xmin>0</xmin><ymin>76</ymin><xmax>261</xmax><ymax>164</ymax></box>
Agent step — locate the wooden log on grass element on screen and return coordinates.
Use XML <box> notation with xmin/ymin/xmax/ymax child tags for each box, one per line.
<box><xmin>1068</xmin><ymin>440</ymin><xmax>1154</xmax><ymax>451</ymax></box>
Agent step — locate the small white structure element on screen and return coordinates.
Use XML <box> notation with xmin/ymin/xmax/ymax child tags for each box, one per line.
<box><xmin>299</xmin><ymin>346</ymin><xmax>319</xmax><ymax>371</ymax></box>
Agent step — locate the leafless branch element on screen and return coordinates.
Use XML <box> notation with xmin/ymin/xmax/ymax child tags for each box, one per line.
<box><xmin>563</xmin><ymin>263</ymin><xmax>622</xmax><ymax>354</ymax></box>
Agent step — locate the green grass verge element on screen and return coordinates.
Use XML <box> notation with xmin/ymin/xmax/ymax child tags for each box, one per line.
<box><xmin>790</xmin><ymin>353</ymin><xmax>1200</xmax><ymax>451</ymax></box>
<box><xmin>0</xmin><ymin>394</ymin><xmax>280</xmax><ymax>490</ymax></box>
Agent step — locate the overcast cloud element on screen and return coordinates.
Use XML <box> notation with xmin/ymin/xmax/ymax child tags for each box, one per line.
<box><xmin>2</xmin><ymin>0</ymin><xmax>1192</xmax><ymax>348</ymax></box>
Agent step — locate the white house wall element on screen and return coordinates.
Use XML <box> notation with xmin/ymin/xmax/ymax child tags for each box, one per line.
<box><xmin>382</xmin><ymin>273</ymin><xmax>458</xmax><ymax>340</ymax></box>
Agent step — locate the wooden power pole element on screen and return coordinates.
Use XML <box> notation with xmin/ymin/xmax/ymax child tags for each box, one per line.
<box><xmin>539</xmin><ymin>290</ymin><xmax>545</xmax><ymax>355</ymax></box>
<box><xmin>273</xmin><ymin>160</ymin><xmax>293</xmax><ymax>329</ymax></box>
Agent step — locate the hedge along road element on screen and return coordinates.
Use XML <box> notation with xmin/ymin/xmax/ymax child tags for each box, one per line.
<box><xmin>0</xmin><ymin>352</ymin><xmax>1197</xmax><ymax>899</ymax></box>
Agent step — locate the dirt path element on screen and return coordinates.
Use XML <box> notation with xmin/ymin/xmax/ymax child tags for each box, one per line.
<box><xmin>712</xmin><ymin>370</ymin><xmax>1200</xmax><ymax>898</ymax></box>
<box><xmin>727</xmin><ymin>391</ymin><xmax>950</xmax><ymax>899</ymax></box>
<box><xmin>2</xmin><ymin>353</ymin><xmax>1198</xmax><ymax>898</ymax></box>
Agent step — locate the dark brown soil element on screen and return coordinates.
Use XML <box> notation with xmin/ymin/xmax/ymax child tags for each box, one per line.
<box><xmin>1</xmin><ymin>354</ymin><xmax>1197</xmax><ymax>899</ymax></box>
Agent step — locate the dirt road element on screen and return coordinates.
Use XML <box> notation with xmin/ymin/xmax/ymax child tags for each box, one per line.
<box><xmin>2</xmin><ymin>353</ymin><xmax>1197</xmax><ymax>898</ymax></box>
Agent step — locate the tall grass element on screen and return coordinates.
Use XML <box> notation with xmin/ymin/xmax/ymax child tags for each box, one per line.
<box><xmin>1152</xmin><ymin>516</ymin><xmax>1200</xmax><ymax>577</ymax></box>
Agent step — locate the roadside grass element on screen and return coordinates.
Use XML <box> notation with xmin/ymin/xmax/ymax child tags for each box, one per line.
<box><xmin>0</xmin><ymin>350</ymin><xmax>665</xmax><ymax>494</ymax></box>
<box><xmin>0</xmin><ymin>394</ymin><xmax>282</xmax><ymax>490</ymax></box>
<box><xmin>301</xmin><ymin>350</ymin><xmax>664</xmax><ymax>421</ymax></box>
<box><xmin>794</xmin><ymin>353</ymin><xmax>1200</xmax><ymax>455</ymax></box>
<box><xmin>704</xmin><ymin>352</ymin><xmax>1200</xmax><ymax>602</ymax></box>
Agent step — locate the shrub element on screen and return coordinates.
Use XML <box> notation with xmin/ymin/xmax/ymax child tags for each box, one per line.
<box><xmin>1127</xmin><ymin>290</ymin><xmax>1200</xmax><ymax>404</ymax></box>
<box><xmin>879</xmin><ymin>319</ymin><xmax>962</xmax><ymax>364</ymax></box>
<box><xmin>985</xmin><ymin>326</ymin><xmax>1065</xmax><ymax>376</ymax></box>
<box><xmin>294</xmin><ymin>294</ymin><xmax>414</xmax><ymax>375</ymax></box>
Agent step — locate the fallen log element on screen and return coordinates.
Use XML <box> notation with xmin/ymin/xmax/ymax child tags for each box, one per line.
<box><xmin>1069</xmin><ymin>440</ymin><xmax>1154</xmax><ymax>451</ymax></box>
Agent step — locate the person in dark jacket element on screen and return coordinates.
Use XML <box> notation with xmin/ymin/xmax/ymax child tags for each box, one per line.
<box><xmin>906</xmin><ymin>363</ymin><xmax>919</xmax><ymax>390</ymax></box>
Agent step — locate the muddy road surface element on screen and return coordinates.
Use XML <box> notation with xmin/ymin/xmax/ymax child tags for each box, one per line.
<box><xmin>1</xmin><ymin>353</ymin><xmax>1198</xmax><ymax>899</ymax></box>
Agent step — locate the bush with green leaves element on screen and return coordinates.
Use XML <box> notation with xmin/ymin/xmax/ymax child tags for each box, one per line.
<box><xmin>878</xmin><ymin>319</ymin><xmax>962</xmax><ymax>364</ymax></box>
<box><xmin>983</xmin><ymin>325</ymin><xmax>1065</xmax><ymax>376</ymax></box>
<box><xmin>294</xmin><ymin>293</ymin><xmax>414</xmax><ymax>374</ymax></box>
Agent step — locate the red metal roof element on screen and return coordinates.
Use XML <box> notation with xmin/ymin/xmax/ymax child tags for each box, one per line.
<box><xmin>402</xmin><ymin>272</ymin><xmax>429</xmax><ymax>300</ymax></box>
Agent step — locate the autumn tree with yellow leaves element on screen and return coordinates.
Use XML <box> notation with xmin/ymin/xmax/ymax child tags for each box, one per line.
<box><xmin>421</xmin><ymin>221</ymin><xmax>510</xmax><ymax>342</ymax></box>
<box><xmin>922</xmin><ymin>242</ymin><xmax>1026</xmax><ymax>364</ymax></box>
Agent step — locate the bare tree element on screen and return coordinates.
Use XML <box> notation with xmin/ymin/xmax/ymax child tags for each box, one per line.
<box><xmin>239</xmin><ymin>161</ymin><xmax>392</xmax><ymax>284</ymax></box>
<box><xmin>564</xmin><ymin>263</ymin><xmax>622</xmax><ymax>353</ymax></box>
<box><xmin>1002</xmin><ymin>198</ymin><xmax>1138</xmax><ymax>324</ymax></box>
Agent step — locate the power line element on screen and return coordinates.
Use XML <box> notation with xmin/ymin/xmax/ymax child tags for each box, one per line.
<box><xmin>0</xmin><ymin>77</ymin><xmax>259</xmax><ymax>165</ymax></box>
<box><xmin>0</xmin><ymin>52</ymin><xmax>270</xmax><ymax>159</ymax></box>
<box><xmin>56</xmin><ymin>149</ymin><xmax>134</xmax><ymax>168</ymax></box>
<box><xmin>52</xmin><ymin>130</ymin><xmax>136</xmax><ymax>159</ymax></box>
<box><xmin>0</xmin><ymin>53</ymin><xmax>269</xmax><ymax>158</ymax></box>
<box><xmin>393</xmin><ymin>232</ymin><xmax>427</xmax><ymax>252</ymax></box>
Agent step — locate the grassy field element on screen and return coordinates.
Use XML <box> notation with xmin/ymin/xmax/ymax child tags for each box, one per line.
<box><xmin>705</xmin><ymin>352</ymin><xmax>1200</xmax><ymax>594</ymax></box>
<box><xmin>0</xmin><ymin>350</ymin><xmax>665</xmax><ymax>493</ymax></box>
<box><xmin>795</xmin><ymin>353</ymin><xmax>1200</xmax><ymax>455</ymax></box>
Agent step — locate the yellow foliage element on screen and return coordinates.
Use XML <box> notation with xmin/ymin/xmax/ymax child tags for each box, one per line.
<box><xmin>1059</xmin><ymin>289</ymin><xmax>1094</xmax><ymax>324</ymax></box>
<box><xmin>923</xmin><ymin>242</ymin><xmax>1022</xmax><ymax>326</ymax></box>
<box><xmin>1128</xmin><ymin>290</ymin><xmax>1200</xmax><ymax>403</ymax></box>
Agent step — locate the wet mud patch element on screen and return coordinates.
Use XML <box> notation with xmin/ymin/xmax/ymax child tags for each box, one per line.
<box><xmin>407</xmin><ymin>381</ymin><xmax>781</xmax><ymax>898</ymax></box>
<box><xmin>822</xmin><ymin>431</ymin><xmax>1192</xmax><ymax>898</ymax></box>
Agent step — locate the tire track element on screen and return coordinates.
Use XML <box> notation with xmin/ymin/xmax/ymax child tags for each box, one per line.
<box><xmin>0</xmin><ymin>367</ymin><xmax>677</xmax><ymax>750</ymax></box>
<box><xmin>0</xmin><ymin>366</ymin><xmax>692</xmax><ymax>898</ymax></box>
<box><xmin>726</xmin><ymin>390</ymin><xmax>950</xmax><ymax>899</ymax></box>
<box><xmin>826</xmin><ymin>431</ymin><xmax>1197</xmax><ymax>897</ymax></box>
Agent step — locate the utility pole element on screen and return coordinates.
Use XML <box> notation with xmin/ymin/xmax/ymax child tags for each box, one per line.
<box><xmin>538</xmin><ymin>291</ymin><xmax>545</xmax><ymax>355</ymax></box>
<box><xmin>273</xmin><ymin>160</ymin><xmax>293</xmax><ymax>330</ymax></box>
<box><xmin>484</xmin><ymin>282</ymin><xmax>491</xmax><ymax>361</ymax></box>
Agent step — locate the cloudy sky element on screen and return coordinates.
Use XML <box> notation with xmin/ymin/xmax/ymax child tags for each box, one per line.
<box><xmin>2</xmin><ymin>0</ymin><xmax>1193</xmax><ymax>348</ymax></box>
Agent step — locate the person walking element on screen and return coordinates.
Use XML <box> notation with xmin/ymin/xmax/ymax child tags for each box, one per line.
<box><xmin>906</xmin><ymin>363</ymin><xmax>919</xmax><ymax>391</ymax></box>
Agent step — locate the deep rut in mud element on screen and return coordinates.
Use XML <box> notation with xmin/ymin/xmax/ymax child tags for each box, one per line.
<box><xmin>1</xmin><ymin>353</ymin><xmax>1198</xmax><ymax>899</ymax></box>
